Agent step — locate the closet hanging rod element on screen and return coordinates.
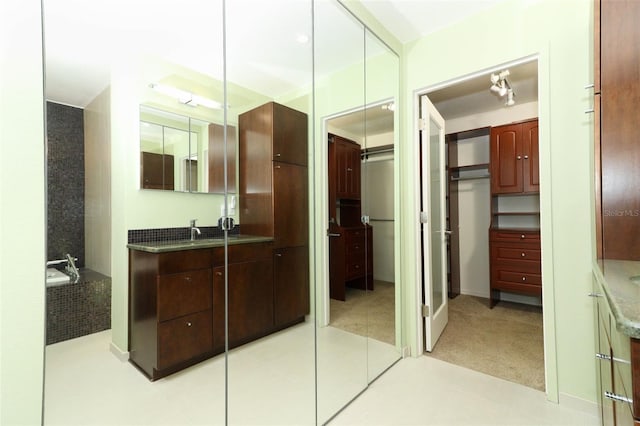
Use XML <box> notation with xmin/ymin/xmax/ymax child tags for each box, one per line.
<box><xmin>361</xmin><ymin>144</ymin><xmax>394</xmax><ymax>159</ymax></box>
<box><xmin>369</xmin><ymin>218</ymin><xmax>394</xmax><ymax>222</ymax></box>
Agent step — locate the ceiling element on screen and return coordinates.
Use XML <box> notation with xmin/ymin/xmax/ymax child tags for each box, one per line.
<box><xmin>43</xmin><ymin>0</ymin><xmax>535</xmax><ymax>127</ymax></box>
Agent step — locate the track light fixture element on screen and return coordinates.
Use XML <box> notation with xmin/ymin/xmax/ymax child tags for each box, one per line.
<box><xmin>489</xmin><ymin>69</ymin><xmax>515</xmax><ymax>107</ymax></box>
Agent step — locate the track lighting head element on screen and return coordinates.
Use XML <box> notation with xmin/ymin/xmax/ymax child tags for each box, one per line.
<box><xmin>488</xmin><ymin>69</ymin><xmax>515</xmax><ymax>106</ymax></box>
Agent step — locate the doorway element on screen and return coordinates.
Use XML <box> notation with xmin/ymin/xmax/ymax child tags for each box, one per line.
<box><xmin>417</xmin><ymin>57</ymin><xmax>550</xmax><ymax>392</ymax></box>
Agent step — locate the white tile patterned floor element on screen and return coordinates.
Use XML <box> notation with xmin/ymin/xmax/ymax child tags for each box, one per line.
<box><xmin>44</xmin><ymin>326</ymin><xmax>597</xmax><ymax>425</ymax></box>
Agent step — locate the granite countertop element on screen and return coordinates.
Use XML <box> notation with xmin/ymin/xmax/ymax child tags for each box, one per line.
<box><xmin>127</xmin><ymin>235</ymin><xmax>273</xmax><ymax>253</ymax></box>
<box><xmin>594</xmin><ymin>259</ymin><xmax>640</xmax><ymax>339</ymax></box>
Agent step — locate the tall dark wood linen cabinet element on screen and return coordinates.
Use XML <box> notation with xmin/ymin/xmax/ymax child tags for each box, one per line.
<box><xmin>239</xmin><ymin>102</ymin><xmax>310</xmax><ymax>327</ymax></box>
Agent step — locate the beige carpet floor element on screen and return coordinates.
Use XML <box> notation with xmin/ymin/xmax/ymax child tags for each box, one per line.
<box><xmin>426</xmin><ymin>294</ymin><xmax>545</xmax><ymax>391</ymax></box>
<box><xmin>329</xmin><ymin>280</ymin><xmax>395</xmax><ymax>345</ymax></box>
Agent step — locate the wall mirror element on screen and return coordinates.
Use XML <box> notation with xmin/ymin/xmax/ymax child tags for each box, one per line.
<box><xmin>42</xmin><ymin>0</ymin><xmax>399</xmax><ymax>424</ymax></box>
<box><xmin>139</xmin><ymin>105</ymin><xmax>236</xmax><ymax>193</ymax></box>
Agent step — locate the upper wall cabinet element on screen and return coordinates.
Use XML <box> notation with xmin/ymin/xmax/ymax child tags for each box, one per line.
<box><xmin>490</xmin><ymin>119</ymin><xmax>539</xmax><ymax>195</ymax></box>
<box><xmin>139</xmin><ymin>105</ymin><xmax>236</xmax><ymax>194</ymax></box>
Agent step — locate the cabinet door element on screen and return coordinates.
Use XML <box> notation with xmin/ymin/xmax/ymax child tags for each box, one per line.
<box><xmin>272</xmin><ymin>103</ymin><xmax>308</xmax><ymax>166</ymax></box>
<box><xmin>490</xmin><ymin>124</ymin><xmax>522</xmax><ymax>194</ymax></box>
<box><xmin>208</xmin><ymin>123</ymin><xmax>236</xmax><ymax>193</ymax></box>
<box><xmin>522</xmin><ymin>120</ymin><xmax>539</xmax><ymax>193</ymax></box>
<box><xmin>274</xmin><ymin>246</ymin><xmax>309</xmax><ymax>327</ymax></box>
<box><xmin>273</xmin><ymin>162</ymin><xmax>308</xmax><ymax>248</ymax></box>
<box><xmin>158</xmin><ymin>309</ymin><xmax>212</xmax><ymax>370</ymax></box>
<box><xmin>141</xmin><ymin>152</ymin><xmax>174</xmax><ymax>190</ymax></box>
<box><xmin>335</xmin><ymin>139</ymin><xmax>361</xmax><ymax>200</ymax></box>
<box><xmin>214</xmin><ymin>259</ymin><xmax>274</xmax><ymax>349</ymax></box>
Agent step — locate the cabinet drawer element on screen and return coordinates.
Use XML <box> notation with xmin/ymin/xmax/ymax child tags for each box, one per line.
<box><xmin>491</xmin><ymin>280</ymin><xmax>542</xmax><ymax>296</ymax></box>
<box><xmin>492</xmin><ymin>244</ymin><xmax>540</xmax><ymax>262</ymax></box>
<box><xmin>345</xmin><ymin>228</ymin><xmax>366</xmax><ymax>244</ymax></box>
<box><xmin>490</xmin><ymin>229</ymin><xmax>540</xmax><ymax>243</ymax></box>
<box><xmin>346</xmin><ymin>259</ymin><xmax>365</xmax><ymax>279</ymax></box>
<box><xmin>158</xmin><ymin>309</ymin><xmax>212</xmax><ymax>370</ymax></box>
<box><xmin>496</xmin><ymin>270</ymin><xmax>541</xmax><ymax>286</ymax></box>
<box><xmin>158</xmin><ymin>249</ymin><xmax>212</xmax><ymax>274</ymax></box>
<box><xmin>158</xmin><ymin>269</ymin><xmax>212</xmax><ymax>322</ymax></box>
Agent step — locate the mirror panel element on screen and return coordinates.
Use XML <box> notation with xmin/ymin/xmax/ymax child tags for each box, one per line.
<box><xmin>139</xmin><ymin>105</ymin><xmax>236</xmax><ymax>193</ymax></box>
<box><xmin>364</xmin><ymin>28</ymin><xmax>401</xmax><ymax>382</ymax></box>
<box><xmin>43</xmin><ymin>0</ymin><xmax>226</xmax><ymax>424</ymax></box>
<box><xmin>225</xmin><ymin>0</ymin><xmax>315</xmax><ymax>424</ymax></box>
<box><xmin>315</xmin><ymin>1</ymin><xmax>368</xmax><ymax>423</ymax></box>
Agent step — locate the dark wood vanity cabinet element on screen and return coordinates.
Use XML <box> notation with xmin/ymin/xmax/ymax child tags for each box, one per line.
<box><xmin>490</xmin><ymin>120</ymin><xmax>539</xmax><ymax>195</ymax></box>
<box><xmin>239</xmin><ymin>101</ymin><xmax>310</xmax><ymax>321</ymax></box>
<box><xmin>129</xmin><ymin>248</ymin><xmax>213</xmax><ymax>380</ymax></box>
<box><xmin>274</xmin><ymin>246</ymin><xmax>309</xmax><ymax>327</ymax></box>
<box><xmin>141</xmin><ymin>151</ymin><xmax>174</xmax><ymax>190</ymax></box>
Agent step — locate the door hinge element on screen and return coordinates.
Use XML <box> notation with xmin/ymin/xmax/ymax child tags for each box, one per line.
<box><xmin>422</xmin><ymin>304</ymin><xmax>430</xmax><ymax>317</ymax></box>
<box><xmin>418</xmin><ymin>118</ymin><xmax>426</xmax><ymax>131</ymax></box>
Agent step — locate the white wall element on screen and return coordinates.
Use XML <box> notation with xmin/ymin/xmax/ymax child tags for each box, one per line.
<box><xmin>84</xmin><ymin>88</ymin><xmax>112</xmax><ymax>276</ymax></box>
<box><xmin>402</xmin><ymin>0</ymin><xmax>595</xmax><ymax>406</ymax></box>
<box><xmin>0</xmin><ymin>0</ymin><xmax>46</xmax><ymax>422</ymax></box>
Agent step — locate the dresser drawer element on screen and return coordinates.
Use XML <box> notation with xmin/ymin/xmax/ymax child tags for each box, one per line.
<box><xmin>158</xmin><ymin>309</ymin><xmax>212</xmax><ymax>370</ymax></box>
<box><xmin>496</xmin><ymin>270</ymin><xmax>541</xmax><ymax>286</ymax></box>
<box><xmin>344</xmin><ymin>228</ymin><xmax>366</xmax><ymax>244</ymax></box>
<box><xmin>490</xmin><ymin>229</ymin><xmax>540</xmax><ymax>243</ymax></box>
<box><xmin>346</xmin><ymin>259</ymin><xmax>365</xmax><ymax>279</ymax></box>
<box><xmin>491</xmin><ymin>243</ymin><xmax>541</xmax><ymax>262</ymax></box>
<box><xmin>158</xmin><ymin>269</ymin><xmax>212</xmax><ymax>322</ymax></box>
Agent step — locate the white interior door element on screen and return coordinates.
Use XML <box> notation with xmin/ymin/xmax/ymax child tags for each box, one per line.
<box><xmin>420</xmin><ymin>95</ymin><xmax>448</xmax><ymax>352</ymax></box>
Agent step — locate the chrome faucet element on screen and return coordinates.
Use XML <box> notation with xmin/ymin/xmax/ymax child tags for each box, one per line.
<box><xmin>190</xmin><ymin>219</ymin><xmax>201</xmax><ymax>241</ymax></box>
<box><xmin>65</xmin><ymin>253</ymin><xmax>80</xmax><ymax>283</ymax></box>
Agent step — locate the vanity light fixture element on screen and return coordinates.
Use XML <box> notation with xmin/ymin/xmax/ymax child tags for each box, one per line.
<box><xmin>150</xmin><ymin>83</ymin><xmax>223</xmax><ymax>109</ymax></box>
<box><xmin>489</xmin><ymin>69</ymin><xmax>515</xmax><ymax>106</ymax></box>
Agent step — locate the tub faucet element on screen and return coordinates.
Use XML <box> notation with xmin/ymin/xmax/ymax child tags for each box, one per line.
<box><xmin>190</xmin><ymin>219</ymin><xmax>201</xmax><ymax>241</ymax></box>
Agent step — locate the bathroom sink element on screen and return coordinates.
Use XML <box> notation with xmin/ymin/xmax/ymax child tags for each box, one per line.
<box><xmin>46</xmin><ymin>268</ymin><xmax>70</xmax><ymax>286</ymax></box>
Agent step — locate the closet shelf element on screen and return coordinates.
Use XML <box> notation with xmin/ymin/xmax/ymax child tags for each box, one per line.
<box><xmin>449</xmin><ymin>163</ymin><xmax>490</xmax><ymax>181</ymax></box>
<box><xmin>491</xmin><ymin>211</ymin><xmax>540</xmax><ymax>216</ymax></box>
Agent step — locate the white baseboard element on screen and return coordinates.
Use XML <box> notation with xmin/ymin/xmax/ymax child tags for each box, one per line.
<box><xmin>558</xmin><ymin>392</ymin><xmax>599</xmax><ymax>418</ymax></box>
<box><xmin>110</xmin><ymin>341</ymin><xmax>129</xmax><ymax>362</ymax></box>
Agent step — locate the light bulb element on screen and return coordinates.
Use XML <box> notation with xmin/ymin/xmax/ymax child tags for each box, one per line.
<box><xmin>498</xmin><ymin>84</ymin><xmax>507</xmax><ymax>97</ymax></box>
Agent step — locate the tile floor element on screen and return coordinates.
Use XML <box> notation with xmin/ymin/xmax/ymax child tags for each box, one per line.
<box><xmin>44</xmin><ymin>327</ymin><xmax>598</xmax><ymax>425</ymax></box>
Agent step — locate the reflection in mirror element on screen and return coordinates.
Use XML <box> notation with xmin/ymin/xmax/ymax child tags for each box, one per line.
<box><xmin>364</xmin><ymin>28</ymin><xmax>401</xmax><ymax>382</ymax></box>
<box><xmin>225</xmin><ymin>0</ymin><xmax>314</xmax><ymax>423</ymax></box>
<box><xmin>139</xmin><ymin>105</ymin><xmax>236</xmax><ymax>193</ymax></box>
<box><xmin>315</xmin><ymin>1</ymin><xmax>367</xmax><ymax>423</ymax></box>
<box><xmin>43</xmin><ymin>0</ymin><xmax>226</xmax><ymax>424</ymax></box>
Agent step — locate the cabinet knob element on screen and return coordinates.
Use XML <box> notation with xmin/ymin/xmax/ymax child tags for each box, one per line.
<box><xmin>275</xmin><ymin>165</ymin><xmax>281</xmax><ymax>169</ymax></box>
<box><xmin>521</xmin><ymin>252</ymin><xmax>526</xmax><ymax>257</ymax></box>
<box><xmin>522</xmin><ymin>277</ymin><xmax>526</xmax><ymax>281</ymax></box>
<box><xmin>184</xmin><ymin>276</ymin><xmax>191</xmax><ymax>282</ymax></box>
<box><xmin>347</xmin><ymin>168</ymin><xmax>353</xmax><ymax>172</ymax></box>
<box><xmin>517</xmin><ymin>156</ymin><xmax>522</xmax><ymax>160</ymax></box>
<box><xmin>187</xmin><ymin>322</ymin><xmax>192</xmax><ymax>327</ymax></box>
<box><xmin>354</xmin><ymin>245</ymin><xmax>359</xmax><ymax>250</ymax></box>
<box><xmin>215</xmin><ymin>271</ymin><xmax>223</xmax><ymax>276</ymax></box>
<box><xmin>524</xmin><ymin>155</ymin><xmax>529</xmax><ymax>159</ymax></box>
<box><xmin>520</xmin><ymin>234</ymin><xmax>525</xmax><ymax>239</ymax></box>
<box><xmin>355</xmin><ymin>265</ymin><xmax>360</xmax><ymax>269</ymax></box>
<box><xmin>275</xmin><ymin>253</ymin><xmax>282</xmax><ymax>257</ymax></box>
<box><xmin>275</xmin><ymin>153</ymin><xmax>281</xmax><ymax>157</ymax></box>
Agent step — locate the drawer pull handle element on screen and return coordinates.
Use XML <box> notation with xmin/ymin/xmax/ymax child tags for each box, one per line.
<box><xmin>275</xmin><ymin>153</ymin><xmax>281</xmax><ymax>157</ymax></box>
<box><xmin>187</xmin><ymin>322</ymin><xmax>192</xmax><ymax>327</ymax></box>
<box><xmin>604</xmin><ymin>391</ymin><xmax>632</xmax><ymax>404</ymax></box>
<box><xmin>521</xmin><ymin>252</ymin><xmax>526</xmax><ymax>257</ymax></box>
<box><xmin>275</xmin><ymin>253</ymin><xmax>282</xmax><ymax>257</ymax></box>
<box><xmin>275</xmin><ymin>165</ymin><xmax>281</xmax><ymax>169</ymax></box>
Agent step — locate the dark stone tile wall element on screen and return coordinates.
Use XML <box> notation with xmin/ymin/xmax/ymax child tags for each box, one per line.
<box><xmin>128</xmin><ymin>224</ymin><xmax>240</xmax><ymax>244</ymax></box>
<box><xmin>47</xmin><ymin>102</ymin><xmax>85</xmax><ymax>267</ymax></box>
<box><xmin>46</xmin><ymin>269</ymin><xmax>111</xmax><ymax>345</ymax></box>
